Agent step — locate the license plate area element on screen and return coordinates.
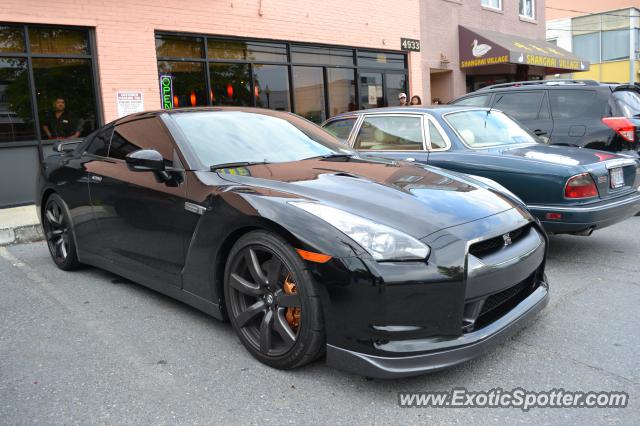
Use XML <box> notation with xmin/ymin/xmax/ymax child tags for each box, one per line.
<box><xmin>609</xmin><ymin>167</ymin><xmax>625</xmax><ymax>189</ymax></box>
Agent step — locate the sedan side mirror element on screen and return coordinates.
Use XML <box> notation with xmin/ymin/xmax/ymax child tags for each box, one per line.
<box><xmin>126</xmin><ymin>149</ymin><xmax>165</xmax><ymax>172</ymax></box>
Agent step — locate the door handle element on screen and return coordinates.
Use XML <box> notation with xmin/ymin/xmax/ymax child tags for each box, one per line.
<box><xmin>533</xmin><ymin>129</ymin><xmax>547</xmax><ymax>136</ymax></box>
<box><xmin>90</xmin><ymin>175</ymin><xmax>103</xmax><ymax>183</ymax></box>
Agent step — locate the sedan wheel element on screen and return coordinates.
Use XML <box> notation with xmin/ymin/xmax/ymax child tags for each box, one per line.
<box><xmin>225</xmin><ymin>231</ymin><xmax>325</xmax><ymax>369</ymax></box>
<box><xmin>43</xmin><ymin>194</ymin><xmax>81</xmax><ymax>270</ymax></box>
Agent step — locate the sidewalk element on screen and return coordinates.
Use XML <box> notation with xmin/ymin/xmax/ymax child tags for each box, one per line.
<box><xmin>0</xmin><ymin>205</ymin><xmax>44</xmax><ymax>246</ymax></box>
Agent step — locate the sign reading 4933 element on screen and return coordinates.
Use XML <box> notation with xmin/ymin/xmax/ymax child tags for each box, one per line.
<box><xmin>401</xmin><ymin>38</ymin><xmax>420</xmax><ymax>52</ymax></box>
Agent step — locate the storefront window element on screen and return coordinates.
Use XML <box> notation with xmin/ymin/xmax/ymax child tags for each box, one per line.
<box><xmin>291</xmin><ymin>45</ymin><xmax>353</xmax><ymax>66</ymax></box>
<box><xmin>385</xmin><ymin>73</ymin><xmax>407</xmax><ymax>107</ymax></box>
<box><xmin>32</xmin><ymin>58</ymin><xmax>98</xmax><ymax>139</ymax></box>
<box><xmin>253</xmin><ymin>64</ymin><xmax>290</xmax><ymax>111</ymax></box>
<box><xmin>292</xmin><ymin>66</ymin><xmax>325</xmax><ymax>122</ymax></box>
<box><xmin>0</xmin><ymin>25</ymin><xmax>25</xmax><ymax>52</ymax></box>
<box><xmin>209</xmin><ymin>63</ymin><xmax>252</xmax><ymax>106</ymax></box>
<box><xmin>357</xmin><ymin>51</ymin><xmax>405</xmax><ymax>69</ymax></box>
<box><xmin>158</xmin><ymin>61</ymin><xmax>207</xmax><ymax>108</ymax></box>
<box><xmin>155</xmin><ymin>33</ymin><xmax>407</xmax><ymax>115</ymax></box>
<box><xmin>327</xmin><ymin>68</ymin><xmax>355</xmax><ymax>117</ymax></box>
<box><xmin>0</xmin><ymin>24</ymin><xmax>99</xmax><ymax>142</ymax></box>
<box><xmin>208</xmin><ymin>39</ymin><xmax>287</xmax><ymax>62</ymax></box>
<box><xmin>0</xmin><ymin>58</ymin><xmax>36</xmax><ymax>142</ymax></box>
<box><xmin>359</xmin><ymin>72</ymin><xmax>383</xmax><ymax>109</ymax></box>
<box><xmin>28</xmin><ymin>27</ymin><xmax>89</xmax><ymax>55</ymax></box>
<box><xmin>156</xmin><ymin>34</ymin><xmax>203</xmax><ymax>59</ymax></box>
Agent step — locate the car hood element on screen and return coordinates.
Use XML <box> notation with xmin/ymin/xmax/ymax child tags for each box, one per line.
<box><xmin>495</xmin><ymin>143</ymin><xmax>624</xmax><ymax>166</ymax></box>
<box><xmin>205</xmin><ymin>157</ymin><xmax>519</xmax><ymax>238</ymax></box>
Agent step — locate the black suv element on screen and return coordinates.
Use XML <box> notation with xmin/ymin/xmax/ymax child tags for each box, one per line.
<box><xmin>452</xmin><ymin>80</ymin><xmax>640</xmax><ymax>158</ymax></box>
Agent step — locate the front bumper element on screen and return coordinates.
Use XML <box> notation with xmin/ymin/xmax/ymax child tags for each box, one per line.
<box><xmin>326</xmin><ymin>281</ymin><xmax>548</xmax><ymax>379</ymax></box>
<box><xmin>528</xmin><ymin>191</ymin><xmax>640</xmax><ymax>234</ymax></box>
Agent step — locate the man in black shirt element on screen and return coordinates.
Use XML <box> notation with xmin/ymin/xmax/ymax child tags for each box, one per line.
<box><xmin>42</xmin><ymin>98</ymin><xmax>81</xmax><ymax>139</ymax></box>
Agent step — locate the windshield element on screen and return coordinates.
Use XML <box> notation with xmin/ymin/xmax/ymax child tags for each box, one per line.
<box><xmin>445</xmin><ymin>110</ymin><xmax>538</xmax><ymax>148</ymax></box>
<box><xmin>613</xmin><ymin>90</ymin><xmax>640</xmax><ymax>118</ymax></box>
<box><xmin>171</xmin><ymin>110</ymin><xmax>355</xmax><ymax>167</ymax></box>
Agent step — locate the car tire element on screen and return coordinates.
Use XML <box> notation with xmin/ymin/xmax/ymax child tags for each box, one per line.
<box><xmin>224</xmin><ymin>230</ymin><xmax>325</xmax><ymax>370</ymax></box>
<box><xmin>42</xmin><ymin>193</ymin><xmax>82</xmax><ymax>271</ymax></box>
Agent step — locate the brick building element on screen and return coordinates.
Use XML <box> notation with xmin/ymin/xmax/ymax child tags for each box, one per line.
<box><xmin>0</xmin><ymin>0</ymin><xmax>422</xmax><ymax>206</ymax></box>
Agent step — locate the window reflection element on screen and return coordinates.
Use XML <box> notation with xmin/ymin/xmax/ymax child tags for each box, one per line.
<box><xmin>253</xmin><ymin>64</ymin><xmax>290</xmax><ymax>111</ymax></box>
<box><xmin>0</xmin><ymin>25</ymin><xmax>25</xmax><ymax>53</ymax></box>
<box><xmin>327</xmin><ymin>68</ymin><xmax>356</xmax><ymax>117</ymax></box>
<box><xmin>28</xmin><ymin>27</ymin><xmax>89</xmax><ymax>55</ymax></box>
<box><xmin>0</xmin><ymin>58</ymin><xmax>36</xmax><ymax>142</ymax></box>
<box><xmin>208</xmin><ymin>39</ymin><xmax>287</xmax><ymax>62</ymax></box>
<box><xmin>359</xmin><ymin>72</ymin><xmax>383</xmax><ymax>109</ymax></box>
<box><xmin>158</xmin><ymin>61</ymin><xmax>207</xmax><ymax>108</ymax></box>
<box><xmin>33</xmin><ymin>58</ymin><xmax>97</xmax><ymax>138</ymax></box>
<box><xmin>156</xmin><ymin>35</ymin><xmax>203</xmax><ymax>59</ymax></box>
<box><xmin>292</xmin><ymin>66</ymin><xmax>325</xmax><ymax>123</ymax></box>
<box><xmin>357</xmin><ymin>51</ymin><xmax>405</xmax><ymax>69</ymax></box>
<box><xmin>209</xmin><ymin>63</ymin><xmax>251</xmax><ymax>106</ymax></box>
<box><xmin>385</xmin><ymin>73</ymin><xmax>407</xmax><ymax>107</ymax></box>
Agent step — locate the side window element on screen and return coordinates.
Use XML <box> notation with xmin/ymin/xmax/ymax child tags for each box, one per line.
<box><xmin>109</xmin><ymin>118</ymin><xmax>175</xmax><ymax>164</ymax></box>
<box><xmin>493</xmin><ymin>92</ymin><xmax>544</xmax><ymax>120</ymax></box>
<box><xmin>454</xmin><ymin>95</ymin><xmax>490</xmax><ymax>107</ymax></box>
<box><xmin>84</xmin><ymin>126</ymin><xmax>113</xmax><ymax>157</ymax></box>
<box><xmin>549</xmin><ymin>90</ymin><xmax>603</xmax><ymax>119</ymax></box>
<box><xmin>428</xmin><ymin>121</ymin><xmax>447</xmax><ymax>150</ymax></box>
<box><xmin>323</xmin><ymin>118</ymin><xmax>356</xmax><ymax>143</ymax></box>
<box><xmin>354</xmin><ymin>115</ymin><xmax>424</xmax><ymax>151</ymax></box>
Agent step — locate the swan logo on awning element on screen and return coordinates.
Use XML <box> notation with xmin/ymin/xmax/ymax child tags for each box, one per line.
<box><xmin>160</xmin><ymin>75</ymin><xmax>173</xmax><ymax>110</ymax></box>
<box><xmin>472</xmin><ymin>39</ymin><xmax>492</xmax><ymax>58</ymax></box>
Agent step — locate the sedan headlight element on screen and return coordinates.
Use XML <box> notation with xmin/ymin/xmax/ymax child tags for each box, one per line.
<box><xmin>290</xmin><ymin>202</ymin><xmax>430</xmax><ymax>261</ymax></box>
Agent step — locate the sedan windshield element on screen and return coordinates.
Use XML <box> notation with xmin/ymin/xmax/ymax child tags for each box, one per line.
<box><xmin>445</xmin><ymin>110</ymin><xmax>538</xmax><ymax>148</ymax></box>
<box><xmin>171</xmin><ymin>110</ymin><xmax>355</xmax><ymax>168</ymax></box>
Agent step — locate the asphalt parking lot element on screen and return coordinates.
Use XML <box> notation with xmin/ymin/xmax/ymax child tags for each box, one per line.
<box><xmin>1</xmin><ymin>217</ymin><xmax>639</xmax><ymax>424</ymax></box>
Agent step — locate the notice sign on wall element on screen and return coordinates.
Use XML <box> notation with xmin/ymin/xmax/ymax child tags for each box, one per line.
<box><xmin>116</xmin><ymin>91</ymin><xmax>144</xmax><ymax>118</ymax></box>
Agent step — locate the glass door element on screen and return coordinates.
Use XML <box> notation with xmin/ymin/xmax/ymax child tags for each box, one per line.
<box><xmin>358</xmin><ymin>72</ymin><xmax>383</xmax><ymax>109</ymax></box>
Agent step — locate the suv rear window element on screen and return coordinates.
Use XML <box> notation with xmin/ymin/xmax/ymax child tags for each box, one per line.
<box><xmin>613</xmin><ymin>90</ymin><xmax>640</xmax><ymax>118</ymax></box>
<box><xmin>493</xmin><ymin>92</ymin><xmax>544</xmax><ymax>120</ymax></box>
<box><xmin>549</xmin><ymin>90</ymin><xmax>604</xmax><ymax>119</ymax></box>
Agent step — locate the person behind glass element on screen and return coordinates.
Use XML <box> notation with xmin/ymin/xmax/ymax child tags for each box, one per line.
<box><xmin>410</xmin><ymin>95</ymin><xmax>422</xmax><ymax>105</ymax></box>
<box><xmin>42</xmin><ymin>98</ymin><xmax>80</xmax><ymax>139</ymax></box>
<box><xmin>398</xmin><ymin>92</ymin><xmax>408</xmax><ymax>106</ymax></box>
<box><xmin>432</xmin><ymin>97</ymin><xmax>442</xmax><ymax>105</ymax></box>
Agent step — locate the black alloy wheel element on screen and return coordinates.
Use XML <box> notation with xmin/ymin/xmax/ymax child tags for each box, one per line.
<box><xmin>43</xmin><ymin>194</ymin><xmax>81</xmax><ymax>270</ymax></box>
<box><xmin>224</xmin><ymin>231</ymin><xmax>325</xmax><ymax>369</ymax></box>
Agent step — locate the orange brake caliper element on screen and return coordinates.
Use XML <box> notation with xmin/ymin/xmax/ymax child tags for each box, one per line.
<box><xmin>283</xmin><ymin>273</ymin><xmax>301</xmax><ymax>330</ymax></box>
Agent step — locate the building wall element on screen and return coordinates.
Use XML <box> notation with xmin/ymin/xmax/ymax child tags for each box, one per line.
<box><xmin>546</xmin><ymin>0</ymin><xmax>639</xmax><ymax>20</ymax></box>
<box><xmin>421</xmin><ymin>0</ymin><xmax>546</xmax><ymax>102</ymax></box>
<box><xmin>0</xmin><ymin>0</ymin><xmax>422</xmax><ymax>123</ymax></box>
<box><xmin>574</xmin><ymin>60</ymin><xmax>640</xmax><ymax>83</ymax></box>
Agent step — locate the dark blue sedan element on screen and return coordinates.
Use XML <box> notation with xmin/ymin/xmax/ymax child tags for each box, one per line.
<box><xmin>322</xmin><ymin>106</ymin><xmax>640</xmax><ymax>235</ymax></box>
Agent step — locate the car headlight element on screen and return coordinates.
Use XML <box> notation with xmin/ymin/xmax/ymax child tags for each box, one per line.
<box><xmin>290</xmin><ymin>202</ymin><xmax>430</xmax><ymax>261</ymax></box>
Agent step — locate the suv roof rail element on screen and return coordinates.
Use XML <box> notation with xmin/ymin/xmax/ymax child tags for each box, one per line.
<box><xmin>479</xmin><ymin>79</ymin><xmax>601</xmax><ymax>90</ymax></box>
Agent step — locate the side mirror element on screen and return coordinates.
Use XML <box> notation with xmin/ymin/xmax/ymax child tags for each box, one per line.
<box><xmin>126</xmin><ymin>149</ymin><xmax>165</xmax><ymax>172</ymax></box>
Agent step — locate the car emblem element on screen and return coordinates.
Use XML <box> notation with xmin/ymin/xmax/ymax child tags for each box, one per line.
<box><xmin>503</xmin><ymin>233</ymin><xmax>512</xmax><ymax>246</ymax></box>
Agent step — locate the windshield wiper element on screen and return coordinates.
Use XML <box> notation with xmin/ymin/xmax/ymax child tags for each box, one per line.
<box><xmin>210</xmin><ymin>160</ymin><xmax>269</xmax><ymax>171</ymax></box>
<box><xmin>303</xmin><ymin>153</ymin><xmax>355</xmax><ymax>161</ymax></box>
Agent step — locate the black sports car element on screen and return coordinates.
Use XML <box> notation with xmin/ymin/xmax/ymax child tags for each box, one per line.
<box><xmin>37</xmin><ymin>107</ymin><xmax>549</xmax><ymax>378</ymax></box>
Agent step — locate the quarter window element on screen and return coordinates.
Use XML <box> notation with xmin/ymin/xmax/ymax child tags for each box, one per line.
<box><xmin>493</xmin><ymin>92</ymin><xmax>544</xmax><ymax>121</ymax></box>
<box><xmin>85</xmin><ymin>127</ymin><xmax>113</xmax><ymax>157</ymax></box>
<box><xmin>548</xmin><ymin>90</ymin><xmax>603</xmax><ymax>119</ymax></box>
<box><xmin>323</xmin><ymin>118</ymin><xmax>357</xmax><ymax>142</ymax></box>
<box><xmin>453</xmin><ymin>95</ymin><xmax>489</xmax><ymax>107</ymax></box>
<box><xmin>354</xmin><ymin>116</ymin><xmax>424</xmax><ymax>151</ymax></box>
<box><xmin>428</xmin><ymin>121</ymin><xmax>447</xmax><ymax>150</ymax></box>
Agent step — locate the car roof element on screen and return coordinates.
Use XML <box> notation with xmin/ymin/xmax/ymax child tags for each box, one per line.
<box><xmin>328</xmin><ymin>105</ymin><xmax>483</xmax><ymax>119</ymax></box>
<box><xmin>472</xmin><ymin>79</ymin><xmax>628</xmax><ymax>93</ymax></box>
<box><xmin>113</xmin><ymin>106</ymin><xmax>301</xmax><ymax>126</ymax></box>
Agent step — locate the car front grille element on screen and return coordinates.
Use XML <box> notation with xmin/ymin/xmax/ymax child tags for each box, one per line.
<box><xmin>470</xmin><ymin>273</ymin><xmax>538</xmax><ymax>331</ymax></box>
<box><xmin>469</xmin><ymin>223</ymin><xmax>531</xmax><ymax>258</ymax></box>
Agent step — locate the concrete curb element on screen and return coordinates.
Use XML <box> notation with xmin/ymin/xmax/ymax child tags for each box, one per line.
<box><xmin>0</xmin><ymin>224</ymin><xmax>45</xmax><ymax>246</ymax></box>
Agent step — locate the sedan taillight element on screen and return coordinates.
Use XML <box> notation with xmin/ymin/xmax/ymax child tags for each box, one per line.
<box><xmin>602</xmin><ymin>117</ymin><xmax>636</xmax><ymax>142</ymax></box>
<box><xmin>565</xmin><ymin>173</ymin><xmax>598</xmax><ymax>199</ymax></box>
